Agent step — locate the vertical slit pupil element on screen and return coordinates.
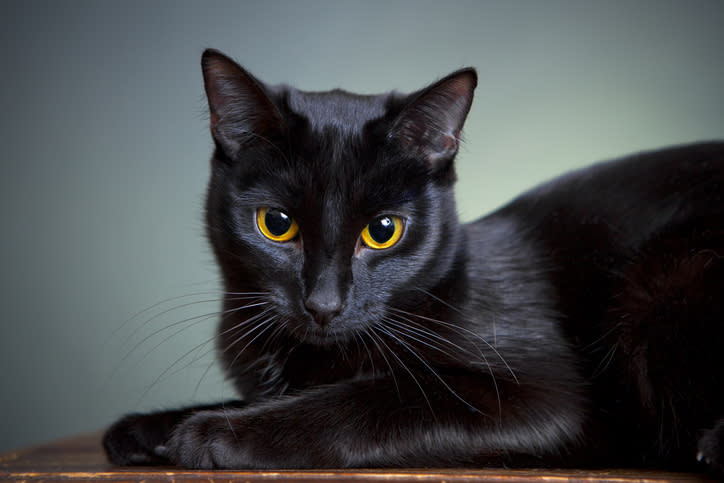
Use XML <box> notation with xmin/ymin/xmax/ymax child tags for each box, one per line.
<box><xmin>370</xmin><ymin>216</ymin><xmax>395</xmax><ymax>243</ymax></box>
<box><xmin>265</xmin><ymin>209</ymin><xmax>292</xmax><ymax>236</ymax></box>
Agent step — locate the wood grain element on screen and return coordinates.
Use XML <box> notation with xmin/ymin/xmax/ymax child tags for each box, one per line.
<box><xmin>0</xmin><ymin>432</ymin><xmax>715</xmax><ymax>482</ymax></box>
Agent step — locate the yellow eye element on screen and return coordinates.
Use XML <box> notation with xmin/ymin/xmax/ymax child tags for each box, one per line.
<box><xmin>256</xmin><ymin>207</ymin><xmax>299</xmax><ymax>242</ymax></box>
<box><xmin>361</xmin><ymin>215</ymin><xmax>404</xmax><ymax>250</ymax></box>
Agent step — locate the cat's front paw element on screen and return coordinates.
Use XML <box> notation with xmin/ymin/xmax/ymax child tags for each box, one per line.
<box><xmin>698</xmin><ymin>418</ymin><xmax>724</xmax><ymax>475</ymax></box>
<box><xmin>103</xmin><ymin>413</ymin><xmax>174</xmax><ymax>466</ymax></box>
<box><xmin>163</xmin><ymin>410</ymin><xmax>257</xmax><ymax>469</ymax></box>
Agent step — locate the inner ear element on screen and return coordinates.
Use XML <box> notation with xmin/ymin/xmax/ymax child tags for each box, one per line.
<box><xmin>389</xmin><ymin>68</ymin><xmax>477</xmax><ymax>171</ymax></box>
<box><xmin>201</xmin><ymin>49</ymin><xmax>282</xmax><ymax>157</ymax></box>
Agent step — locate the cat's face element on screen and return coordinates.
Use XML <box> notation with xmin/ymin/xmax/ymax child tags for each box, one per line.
<box><xmin>202</xmin><ymin>50</ymin><xmax>476</xmax><ymax>347</ymax></box>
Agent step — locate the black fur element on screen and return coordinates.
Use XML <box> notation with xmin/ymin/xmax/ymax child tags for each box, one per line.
<box><xmin>104</xmin><ymin>49</ymin><xmax>724</xmax><ymax>473</ymax></box>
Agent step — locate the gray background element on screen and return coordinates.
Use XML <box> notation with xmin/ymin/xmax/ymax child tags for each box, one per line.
<box><xmin>1</xmin><ymin>0</ymin><xmax>723</xmax><ymax>452</ymax></box>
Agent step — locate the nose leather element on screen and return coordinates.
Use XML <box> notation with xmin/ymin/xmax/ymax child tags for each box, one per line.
<box><xmin>304</xmin><ymin>267</ymin><xmax>343</xmax><ymax>327</ymax></box>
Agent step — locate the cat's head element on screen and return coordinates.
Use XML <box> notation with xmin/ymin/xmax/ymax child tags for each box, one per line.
<box><xmin>202</xmin><ymin>49</ymin><xmax>476</xmax><ymax>347</ymax></box>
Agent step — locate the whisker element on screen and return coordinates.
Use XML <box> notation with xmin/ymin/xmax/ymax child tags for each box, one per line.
<box><xmin>115</xmin><ymin>295</ymin><xmax>227</xmax><ymax>351</ymax></box>
<box><xmin>134</xmin><ymin>323</ymin><xmax>227</xmax><ymax>406</ymax></box>
<box><xmin>221</xmin><ymin>318</ymin><xmax>279</xmax><ymax>384</ymax></box>
<box><xmin>370</xmin><ymin>326</ymin><xmax>436</xmax><ymax>418</ymax></box>
<box><xmin>189</xmin><ymin>309</ymin><xmax>276</xmax><ymax>401</ymax></box>
<box><xmin>385</xmin><ymin>314</ymin><xmax>501</xmax><ymax>422</ymax></box>
<box><xmin>115</xmin><ymin>310</ymin><xmax>220</xmax><ymax>384</ymax></box>
<box><xmin>121</xmin><ymin>300</ymin><xmax>267</xmax><ymax>367</ymax></box>
<box><xmin>384</xmin><ymin>315</ymin><xmax>477</xmax><ymax>362</ymax></box>
<box><xmin>111</xmin><ymin>291</ymin><xmax>222</xmax><ymax>336</ymax></box>
<box><xmin>383</xmin><ymin>319</ymin><xmax>456</xmax><ymax>358</ymax></box>
<box><xmin>390</xmin><ymin>307</ymin><xmax>518</xmax><ymax>385</ymax></box>
<box><xmin>583</xmin><ymin>320</ymin><xmax>624</xmax><ymax>351</ymax></box>
<box><xmin>223</xmin><ymin>310</ymin><xmax>279</xmax><ymax>369</ymax></box>
<box><xmin>257</xmin><ymin>317</ymin><xmax>291</xmax><ymax>356</ymax></box>
<box><xmin>374</xmin><ymin>324</ymin><xmax>482</xmax><ymax>416</ymax></box>
<box><xmin>352</xmin><ymin>328</ymin><xmax>376</xmax><ymax>375</ymax></box>
<box><xmin>143</xmin><ymin>304</ymin><xmax>274</xmax><ymax>402</ymax></box>
<box><xmin>166</xmin><ymin>304</ymin><xmax>271</xmax><ymax>380</ymax></box>
<box><xmin>591</xmin><ymin>342</ymin><xmax>619</xmax><ymax>379</ymax></box>
<box><xmin>114</xmin><ymin>296</ymin><xmax>268</xmax><ymax>402</ymax></box>
<box><xmin>363</xmin><ymin>327</ymin><xmax>403</xmax><ymax>403</ymax></box>
<box><xmin>116</xmin><ymin>292</ymin><xmax>265</xmax><ymax>356</ymax></box>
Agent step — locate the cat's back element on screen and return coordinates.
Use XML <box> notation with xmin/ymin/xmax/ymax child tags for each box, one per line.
<box><xmin>462</xmin><ymin>140</ymin><xmax>724</xmax><ymax>324</ymax></box>
<box><xmin>492</xmin><ymin>141</ymin><xmax>724</xmax><ymax>234</ymax></box>
<box><xmin>469</xmin><ymin>140</ymin><xmax>724</xmax><ymax>341</ymax></box>
<box><xmin>468</xmin><ymin>141</ymin><xmax>724</xmax><ymax>290</ymax></box>
<box><xmin>465</xmin><ymin>141</ymin><xmax>724</xmax><ymax>467</ymax></box>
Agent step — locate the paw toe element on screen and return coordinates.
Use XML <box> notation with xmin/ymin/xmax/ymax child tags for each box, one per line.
<box><xmin>102</xmin><ymin>412</ymin><xmax>180</xmax><ymax>466</ymax></box>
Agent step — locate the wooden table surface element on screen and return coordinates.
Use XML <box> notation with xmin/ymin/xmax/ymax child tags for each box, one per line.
<box><xmin>0</xmin><ymin>432</ymin><xmax>716</xmax><ymax>482</ymax></box>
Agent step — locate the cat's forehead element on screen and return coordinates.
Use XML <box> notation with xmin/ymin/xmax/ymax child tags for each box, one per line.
<box><xmin>285</xmin><ymin>88</ymin><xmax>391</xmax><ymax>134</ymax></box>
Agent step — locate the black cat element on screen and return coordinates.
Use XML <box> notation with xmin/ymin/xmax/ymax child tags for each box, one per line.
<box><xmin>103</xmin><ymin>49</ymin><xmax>724</xmax><ymax>473</ymax></box>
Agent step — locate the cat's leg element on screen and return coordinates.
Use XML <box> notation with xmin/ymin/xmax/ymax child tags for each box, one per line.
<box><xmin>698</xmin><ymin>418</ymin><xmax>724</xmax><ymax>475</ymax></box>
<box><xmin>162</xmin><ymin>375</ymin><xmax>585</xmax><ymax>469</ymax></box>
<box><xmin>103</xmin><ymin>400</ymin><xmax>245</xmax><ymax>465</ymax></box>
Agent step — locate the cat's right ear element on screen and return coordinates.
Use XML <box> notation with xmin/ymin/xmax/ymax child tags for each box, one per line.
<box><xmin>389</xmin><ymin>68</ymin><xmax>477</xmax><ymax>174</ymax></box>
<box><xmin>201</xmin><ymin>49</ymin><xmax>281</xmax><ymax>158</ymax></box>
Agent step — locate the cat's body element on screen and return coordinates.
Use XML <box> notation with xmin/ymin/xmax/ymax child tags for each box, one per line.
<box><xmin>103</xmin><ymin>49</ymin><xmax>724</xmax><ymax>473</ymax></box>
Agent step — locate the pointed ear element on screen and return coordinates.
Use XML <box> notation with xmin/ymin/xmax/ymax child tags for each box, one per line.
<box><xmin>201</xmin><ymin>49</ymin><xmax>281</xmax><ymax>157</ymax></box>
<box><xmin>389</xmin><ymin>68</ymin><xmax>477</xmax><ymax>170</ymax></box>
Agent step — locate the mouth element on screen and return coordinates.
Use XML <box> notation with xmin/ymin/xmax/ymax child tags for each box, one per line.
<box><xmin>290</xmin><ymin>320</ymin><xmax>353</xmax><ymax>347</ymax></box>
<box><xmin>306</xmin><ymin>329</ymin><xmax>350</xmax><ymax>347</ymax></box>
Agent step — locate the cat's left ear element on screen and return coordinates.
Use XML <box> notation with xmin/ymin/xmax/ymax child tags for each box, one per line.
<box><xmin>201</xmin><ymin>49</ymin><xmax>282</xmax><ymax>158</ymax></box>
<box><xmin>389</xmin><ymin>68</ymin><xmax>477</xmax><ymax>172</ymax></box>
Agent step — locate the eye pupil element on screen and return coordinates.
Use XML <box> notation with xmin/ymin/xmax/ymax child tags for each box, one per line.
<box><xmin>368</xmin><ymin>216</ymin><xmax>395</xmax><ymax>243</ymax></box>
<box><xmin>264</xmin><ymin>209</ymin><xmax>292</xmax><ymax>237</ymax></box>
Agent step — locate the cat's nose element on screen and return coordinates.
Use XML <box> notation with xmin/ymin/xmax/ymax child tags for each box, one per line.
<box><xmin>305</xmin><ymin>290</ymin><xmax>342</xmax><ymax>327</ymax></box>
